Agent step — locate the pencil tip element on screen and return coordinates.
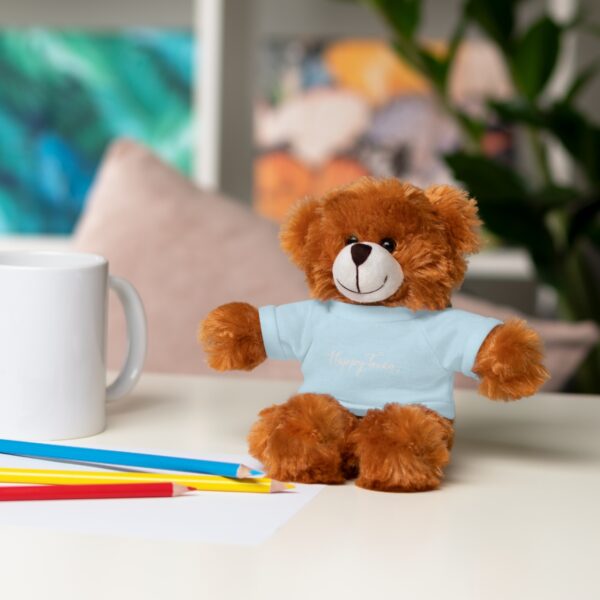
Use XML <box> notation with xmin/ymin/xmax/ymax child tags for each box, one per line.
<box><xmin>270</xmin><ymin>480</ymin><xmax>294</xmax><ymax>493</ymax></box>
<box><xmin>172</xmin><ymin>484</ymin><xmax>192</xmax><ymax>496</ymax></box>
<box><xmin>237</xmin><ymin>464</ymin><xmax>265</xmax><ymax>478</ymax></box>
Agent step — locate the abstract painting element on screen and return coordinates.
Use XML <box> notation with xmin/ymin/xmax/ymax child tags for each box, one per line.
<box><xmin>0</xmin><ymin>28</ymin><xmax>193</xmax><ymax>234</ymax></box>
<box><xmin>254</xmin><ymin>38</ymin><xmax>514</xmax><ymax>221</ymax></box>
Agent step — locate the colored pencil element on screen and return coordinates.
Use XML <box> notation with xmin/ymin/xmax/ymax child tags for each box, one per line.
<box><xmin>0</xmin><ymin>438</ymin><xmax>263</xmax><ymax>479</ymax></box>
<box><xmin>0</xmin><ymin>468</ymin><xmax>292</xmax><ymax>493</ymax></box>
<box><xmin>0</xmin><ymin>482</ymin><xmax>191</xmax><ymax>501</ymax></box>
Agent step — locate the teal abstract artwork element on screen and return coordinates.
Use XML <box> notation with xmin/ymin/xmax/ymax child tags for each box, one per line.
<box><xmin>0</xmin><ymin>28</ymin><xmax>194</xmax><ymax>234</ymax></box>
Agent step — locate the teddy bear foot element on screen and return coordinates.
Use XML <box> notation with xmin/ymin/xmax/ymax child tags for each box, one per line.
<box><xmin>247</xmin><ymin>393</ymin><xmax>358</xmax><ymax>484</ymax></box>
<box><xmin>350</xmin><ymin>404</ymin><xmax>454</xmax><ymax>492</ymax></box>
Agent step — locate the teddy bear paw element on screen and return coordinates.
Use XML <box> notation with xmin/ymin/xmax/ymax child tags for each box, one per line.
<box><xmin>351</xmin><ymin>404</ymin><xmax>453</xmax><ymax>492</ymax></box>
<box><xmin>247</xmin><ymin>393</ymin><xmax>358</xmax><ymax>484</ymax></box>
<box><xmin>198</xmin><ymin>302</ymin><xmax>266</xmax><ymax>371</ymax></box>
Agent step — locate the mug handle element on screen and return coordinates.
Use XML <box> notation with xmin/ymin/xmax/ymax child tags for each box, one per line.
<box><xmin>106</xmin><ymin>276</ymin><xmax>147</xmax><ymax>401</ymax></box>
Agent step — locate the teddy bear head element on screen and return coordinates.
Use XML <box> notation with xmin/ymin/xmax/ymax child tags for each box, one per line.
<box><xmin>280</xmin><ymin>177</ymin><xmax>481</xmax><ymax>311</ymax></box>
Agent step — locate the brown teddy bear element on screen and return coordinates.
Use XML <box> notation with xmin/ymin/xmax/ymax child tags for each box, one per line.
<box><xmin>199</xmin><ymin>178</ymin><xmax>549</xmax><ymax>492</ymax></box>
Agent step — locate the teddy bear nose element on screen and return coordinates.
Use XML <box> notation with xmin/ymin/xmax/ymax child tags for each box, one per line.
<box><xmin>351</xmin><ymin>243</ymin><xmax>372</xmax><ymax>267</ymax></box>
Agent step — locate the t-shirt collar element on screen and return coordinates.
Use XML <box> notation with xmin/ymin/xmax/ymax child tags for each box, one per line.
<box><xmin>326</xmin><ymin>300</ymin><xmax>417</xmax><ymax>322</ymax></box>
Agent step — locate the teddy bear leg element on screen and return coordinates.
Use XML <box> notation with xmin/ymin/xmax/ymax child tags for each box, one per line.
<box><xmin>350</xmin><ymin>404</ymin><xmax>454</xmax><ymax>492</ymax></box>
<box><xmin>248</xmin><ymin>393</ymin><xmax>359</xmax><ymax>484</ymax></box>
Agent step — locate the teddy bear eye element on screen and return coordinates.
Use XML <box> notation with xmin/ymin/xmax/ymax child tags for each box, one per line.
<box><xmin>379</xmin><ymin>238</ymin><xmax>396</xmax><ymax>253</ymax></box>
<box><xmin>345</xmin><ymin>235</ymin><xmax>359</xmax><ymax>246</ymax></box>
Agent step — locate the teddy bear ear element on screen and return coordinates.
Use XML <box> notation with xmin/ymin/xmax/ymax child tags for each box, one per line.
<box><xmin>425</xmin><ymin>184</ymin><xmax>482</xmax><ymax>255</ymax></box>
<box><xmin>279</xmin><ymin>196</ymin><xmax>322</xmax><ymax>268</ymax></box>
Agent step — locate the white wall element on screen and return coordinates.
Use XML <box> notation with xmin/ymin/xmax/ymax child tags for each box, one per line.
<box><xmin>0</xmin><ymin>0</ymin><xmax>193</xmax><ymax>27</ymax></box>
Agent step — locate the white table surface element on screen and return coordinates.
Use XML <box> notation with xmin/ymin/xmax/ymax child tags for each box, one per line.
<box><xmin>1</xmin><ymin>372</ymin><xmax>598</xmax><ymax>600</ymax></box>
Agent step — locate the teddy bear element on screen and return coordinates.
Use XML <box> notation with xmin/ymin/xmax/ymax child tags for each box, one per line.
<box><xmin>199</xmin><ymin>178</ymin><xmax>549</xmax><ymax>492</ymax></box>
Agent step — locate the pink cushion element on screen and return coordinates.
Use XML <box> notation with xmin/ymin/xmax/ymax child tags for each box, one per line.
<box><xmin>73</xmin><ymin>139</ymin><xmax>305</xmax><ymax>380</ymax></box>
<box><xmin>74</xmin><ymin>139</ymin><xmax>598</xmax><ymax>392</ymax></box>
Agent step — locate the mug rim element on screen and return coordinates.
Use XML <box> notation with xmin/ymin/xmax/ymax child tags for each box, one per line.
<box><xmin>0</xmin><ymin>250</ymin><xmax>108</xmax><ymax>271</ymax></box>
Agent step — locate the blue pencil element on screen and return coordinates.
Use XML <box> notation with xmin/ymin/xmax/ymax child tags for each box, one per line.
<box><xmin>0</xmin><ymin>439</ymin><xmax>263</xmax><ymax>479</ymax></box>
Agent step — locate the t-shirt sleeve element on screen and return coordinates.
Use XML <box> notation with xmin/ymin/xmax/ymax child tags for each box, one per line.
<box><xmin>258</xmin><ymin>301</ymin><xmax>317</xmax><ymax>361</ymax></box>
<box><xmin>420</xmin><ymin>309</ymin><xmax>503</xmax><ymax>379</ymax></box>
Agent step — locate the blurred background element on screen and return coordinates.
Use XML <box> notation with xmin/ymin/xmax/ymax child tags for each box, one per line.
<box><xmin>0</xmin><ymin>0</ymin><xmax>599</xmax><ymax>391</ymax></box>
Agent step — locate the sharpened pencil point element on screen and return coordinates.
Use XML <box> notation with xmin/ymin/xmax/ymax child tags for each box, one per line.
<box><xmin>172</xmin><ymin>484</ymin><xmax>192</xmax><ymax>497</ymax></box>
<box><xmin>237</xmin><ymin>464</ymin><xmax>261</xmax><ymax>478</ymax></box>
<box><xmin>270</xmin><ymin>480</ymin><xmax>293</xmax><ymax>493</ymax></box>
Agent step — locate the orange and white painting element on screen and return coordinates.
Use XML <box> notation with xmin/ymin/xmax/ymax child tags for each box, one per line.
<box><xmin>254</xmin><ymin>38</ymin><xmax>514</xmax><ymax>221</ymax></box>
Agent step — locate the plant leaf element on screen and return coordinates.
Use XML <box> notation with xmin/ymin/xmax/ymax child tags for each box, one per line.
<box><xmin>564</xmin><ymin>59</ymin><xmax>600</xmax><ymax>103</ymax></box>
<box><xmin>464</xmin><ymin>0</ymin><xmax>520</xmax><ymax>49</ymax></box>
<box><xmin>445</xmin><ymin>151</ymin><xmax>556</xmax><ymax>264</ymax></box>
<box><xmin>479</xmin><ymin>202</ymin><xmax>556</xmax><ymax>266</ymax></box>
<box><xmin>447</xmin><ymin>18</ymin><xmax>467</xmax><ymax>65</ymax></box>
<box><xmin>491</xmin><ymin>100</ymin><xmax>600</xmax><ymax>187</ymax></box>
<box><xmin>455</xmin><ymin>112</ymin><xmax>487</xmax><ymax>143</ymax></box>
<box><xmin>370</xmin><ymin>0</ymin><xmax>421</xmax><ymax>39</ymax></box>
<box><xmin>416</xmin><ymin>47</ymin><xmax>447</xmax><ymax>89</ymax></box>
<box><xmin>567</xmin><ymin>196</ymin><xmax>600</xmax><ymax>245</ymax></box>
<box><xmin>488</xmin><ymin>99</ymin><xmax>544</xmax><ymax>126</ymax></box>
<box><xmin>392</xmin><ymin>38</ymin><xmax>424</xmax><ymax>75</ymax></box>
<box><xmin>439</xmin><ymin>17</ymin><xmax>467</xmax><ymax>92</ymax></box>
<box><xmin>544</xmin><ymin>102</ymin><xmax>600</xmax><ymax>185</ymax></box>
<box><xmin>510</xmin><ymin>16</ymin><xmax>562</xmax><ymax>99</ymax></box>
<box><xmin>445</xmin><ymin>151</ymin><xmax>530</xmax><ymax>202</ymax></box>
<box><xmin>534</xmin><ymin>185</ymin><xmax>581</xmax><ymax>210</ymax></box>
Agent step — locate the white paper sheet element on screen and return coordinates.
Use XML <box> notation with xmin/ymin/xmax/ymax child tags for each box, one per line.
<box><xmin>0</xmin><ymin>450</ymin><xmax>323</xmax><ymax>545</ymax></box>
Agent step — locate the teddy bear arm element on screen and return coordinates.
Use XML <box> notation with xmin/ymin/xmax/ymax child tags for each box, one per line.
<box><xmin>473</xmin><ymin>319</ymin><xmax>549</xmax><ymax>400</ymax></box>
<box><xmin>199</xmin><ymin>302</ymin><xmax>266</xmax><ymax>371</ymax></box>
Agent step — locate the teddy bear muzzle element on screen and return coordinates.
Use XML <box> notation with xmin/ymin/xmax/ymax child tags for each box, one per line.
<box><xmin>332</xmin><ymin>241</ymin><xmax>404</xmax><ymax>303</ymax></box>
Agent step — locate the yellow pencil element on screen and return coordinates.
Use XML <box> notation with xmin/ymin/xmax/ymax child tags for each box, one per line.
<box><xmin>0</xmin><ymin>468</ymin><xmax>293</xmax><ymax>493</ymax></box>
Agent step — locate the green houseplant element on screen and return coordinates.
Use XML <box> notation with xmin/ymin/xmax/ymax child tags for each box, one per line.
<box><xmin>349</xmin><ymin>0</ymin><xmax>600</xmax><ymax>390</ymax></box>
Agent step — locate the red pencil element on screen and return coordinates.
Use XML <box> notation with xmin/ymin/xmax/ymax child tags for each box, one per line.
<box><xmin>0</xmin><ymin>482</ymin><xmax>193</xmax><ymax>501</ymax></box>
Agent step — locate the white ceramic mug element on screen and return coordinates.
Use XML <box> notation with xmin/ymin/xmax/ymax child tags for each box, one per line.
<box><xmin>0</xmin><ymin>251</ymin><xmax>147</xmax><ymax>440</ymax></box>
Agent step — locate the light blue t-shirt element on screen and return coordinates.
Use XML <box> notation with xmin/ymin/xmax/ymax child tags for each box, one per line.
<box><xmin>259</xmin><ymin>300</ymin><xmax>501</xmax><ymax>419</ymax></box>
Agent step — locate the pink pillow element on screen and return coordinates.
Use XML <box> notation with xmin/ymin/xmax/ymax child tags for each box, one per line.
<box><xmin>75</xmin><ymin>139</ymin><xmax>598</xmax><ymax>392</ymax></box>
<box><xmin>73</xmin><ymin>139</ymin><xmax>305</xmax><ymax>380</ymax></box>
